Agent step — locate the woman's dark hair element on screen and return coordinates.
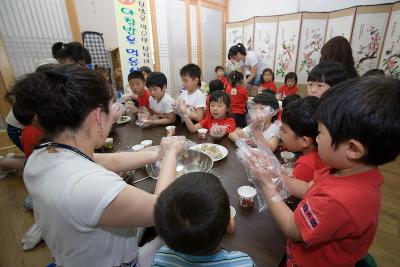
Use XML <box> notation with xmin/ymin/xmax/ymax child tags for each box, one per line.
<box><xmin>282</xmin><ymin>94</ymin><xmax>301</xmax><ymax>109</ymax></box>
<box><xmin>7</xmin><ymin>64</ymin><xmax>112</xmax><ymax>137</ymax></box>
<box><xmin>138</xmin><ymin>66</ymin><xmax>152</xmax><ymax>75</ymax></box>
<box><xmin>146</xmin><ymin>72</ymin><xmax>167</xmax><ymax>88</ymax></box>
<box><xmin>228</xmin><ymin>71</ymin><xmax>244</xmax><ymax>87</ymax></box>
<box><xmin>208</xmin><ymin>79</ymin><xmax>224</xmax><ymax>94</ymax></box>
<box><xmin>307</xmin><ymin>60</ymin><xmax>348</xmax><ymax>87</ymax></box>
<box><xmin>282</xmin><ymin>96</ymin><xmax>320</xmax><ymax>142</ymax></box>
<box><xmin>316</xmin><ymin>76</ymin><xmax>400</xmax><ymax>165</ymax></box>
<box><xmin>285</xmin><ymin>72</ymin><xmax>297</xmax><ymax>84</ymax></box>
<box><xmin>362</xmin><ymin>68</ymin><xmax>385</xmax><ymax>77</ymax></box>
<box><xmin>260</xmin><ymin>68</ymin><xmax>275</xmax><ymax>83</ymax></box>
<box><xmin>52</xmin><ymin>42</ymin><xmax>92</xmax><ymax>64</ymax></box>
<box><xmin>320</xmin><ymin>36</ymin><xmax>358</xmax><ymax>79</ymax></box>
<box><xmin>128</xmin><ymin>71</ymin><xmax>145</xmax><ymax>82</ymax></box>
<box><xmin>209</xmin><ymin>90</ymin><xmax>230</xmax><ymax>108</ymax></box>
<box><xmin>154</xmin><ymin>172</ymin><xmax>230</xmax><ymax>255</ymax></box>
<box><xmin>180</xmin><ymin>64</ymin><xmax>202</xmax><ymax>86</ymax></box>
<box><xmin>228</xmin><ymin>43</ymin><xmax>247</xmax><ymax>59</ymax></box>
<box><xmin>253</xmin><ymin>92</ymin><xmax>279</xmax><ymax>122</ymax></box>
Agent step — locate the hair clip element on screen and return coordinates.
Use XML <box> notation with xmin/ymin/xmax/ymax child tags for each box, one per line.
<box><xmin>44</xmin><ymin>70</ymin><xmax>69</xmax><ymax>83</ymax></box>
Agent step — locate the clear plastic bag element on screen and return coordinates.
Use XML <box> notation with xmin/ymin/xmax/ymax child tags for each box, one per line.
<box><xmin>247</xmin><ymin>102</ymin><xmax>278</xmax><ymax>132</ymax></box>
<box><xmin>210</xmin><ymin>123</ymin><xmax>227</xmax><ymax>138</ymax></box>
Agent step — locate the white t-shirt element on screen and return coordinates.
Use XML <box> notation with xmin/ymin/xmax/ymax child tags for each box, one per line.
<box><xmin>178</xmin><ymin>89</ymin><xmax>206</xmax><ymax>110</ymax></box>
<box><xmin>24</xmin><ymin>147</ymin><xmax>138</xmax><ymax>267</ymax></box>
<box><xmin>243</xmin><ymin>51</ymin><xmax>267</xmax><ymax>76</ymax></box>
<box><xmin>243</xmin><ymin>121</ymin><xmax>281</xmax><ymax>140</ymax></box>
<box><xmin>149</xmin><ymin>93</ymin><xmax>174</xmax><ymax>116</ymax></box>
<box><xmin>5</xmin><ymin>110</ymin><xmax>24</xmax><ymax>128</ymax></box>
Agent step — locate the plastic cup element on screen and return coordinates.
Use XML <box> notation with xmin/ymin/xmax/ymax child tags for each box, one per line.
<box><xmin>197</xmin><ymin>128</ymin><xmax>208</xmax><ymax>139</ymax></box>
<box><xmin>132</xmin><ymin>144</ymin><xmax>145</xmax><ymax>151</ymax></box>
<box><xmin>104</xmin><ymin>138</ymin><xmax>113</xmax><ymax>149</ymax></box>
<box><xmin>237</xmin><ymin>186</ymin><xmax>257</xmax><ymax>208</ymax></box>
<box><xmin>141</xmin><ymin>140</ymin><xmax>153</xmax><ymax>147</ymax></box>
<box><xmin>281</xmin><ymin>151</ymin><xmax>295</xmax><ymax>163</ymax></box>
<box><xmin>166</xmin><ymin>125</ymin><xmax>175</xmax><ymax>136</ymax></box>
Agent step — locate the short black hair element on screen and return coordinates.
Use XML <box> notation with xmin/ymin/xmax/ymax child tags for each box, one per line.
<box><xmin>307</xmin><ymin>60</ymin><xmax>347</xmax><ymax>87</ymax></box>
<box><xmin>285</xmin><ymin>72</ymin><xmax>297</xmax><ymax>84</ymax></box>
<box><xmin>52</xmin><ymin>42</ymin><xmax>91</xmax><ymax>64</ymax></box>
<box><xmin>253</xmin><ymin>92</ymin><xmax>279</xmax><ymax>122</ymax></box>
<box><xmin>228</xmin><ymin>71</ymin><xmax>244</xmax><ymax>87</ymax></box>
<box><xmin>260</xmin><ymin>68</ymin><xmax>275</xmax><ymax>83</ymax></box>
<box><xmin>210</xmin><ymin>90</ymin><xmax>230</xmax><ymax>108</ymax></box>
<box><xmin>262</xmin><ymin>89</ymin><xmax>276</xmax><ymax>96</ymax></box>
<box><xmin>282</xmin><ymin>96</ymin><xmax>320</xmax><ymax>142</ymax></box>
<box><xmin>362</xmin><ymin>68</ymin><xmax>385</xmax><ymax>77</ymax></box>
<box><xmin>180</xmin><ymin>63</ymin><xmax>202</xmax><ymax>86</ymax></box>
<box><xmin>215</xmin><ymin>66</ymin><xmax>224</xmax><ymax>72</ymax></box>
<box><xmin>128</xmin><ymin>70</ymin><xmax>145</xmax><ymax>82</ymax></box>
<box><xmin>154</xmin><ymin>172</ymin><xmax>230</xmax><ymax>255</ymax></box>
<box><xmin>316</xmin><ymin>76</ymin><xmax>400</xmax><ymax>165</ymax></box>
<box><xmin>208</xmin><ymin>79</ymin><xmax>224</xmax><ymax>94</ymax></box>
<box><xmin>228</xmin><ymin>43</ymin><xmax>247</xmax><ymax>59</ymax></box>
<box><xmin>139</xmin><ymin>66</ymin><xmax>152</xmax><ymax>74</ymax></box>
<box><xmin>282</xmin><ymin>94</ymin><xmax>301</xmax><ymax>109</ymax></box>
<box><xmin>146</xmin><ymin>72</ymin><xmax>167</xmax><ymax>88</ymax></box>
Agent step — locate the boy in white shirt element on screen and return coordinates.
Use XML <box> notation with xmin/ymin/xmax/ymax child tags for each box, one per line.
<box><xmin>140</xmin><ymin>72</ymin><xmax>176</xmax><ymax>128</ymax></box>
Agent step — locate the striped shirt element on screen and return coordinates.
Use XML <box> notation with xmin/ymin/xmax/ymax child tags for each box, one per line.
<box><xmin>152</xmin><ymin>246</ymin><xmax>256</xmax><ymax>267</ymax></box>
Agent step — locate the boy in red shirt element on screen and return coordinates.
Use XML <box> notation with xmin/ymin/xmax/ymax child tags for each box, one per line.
<box><xmin>277</xmin><ymin>72</ymin><xmax>299</xmax><ymax>100</ymax></box>
<box><xmin>225</xmin><ymin>71</ymin><xmax>248</xmax><ymax>128</ymax></box>
<box><xmin>215</xmin><ymin>65</ymin><xmax>228</xmax><ymax>89</ymax></box>
<box><xmin>126</xmin><ymin>71</ymin><xmax>151</xmax><ymax>111</ymax></box>
<box><xmin>249</xmin><ymin>76</ymin><xmax>400</xmax><ymax>266</ymax></box>
<box><xmin>280</xmin><ymin>96</ymin><xmax>325</xmax><ymax>182</ymax></box>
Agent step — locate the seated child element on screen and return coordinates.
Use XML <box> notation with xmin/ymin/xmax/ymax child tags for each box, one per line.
<box><xmin>277</xmin><ymin>94</ymin><xmax>301</xmax><ymax>121</ymax></box>
<box><xmin>177</xmin><ymin>64</ymin><xmax>206</xmax><ymax>122</ymax></box>
<box><xmin>153</xmin><ymin>172</ymin><xmax>255</xmax><ymax>267</ymax></box>
<box><xmin>307</xmin><ymin>60</ymin><xmax>347</xmax><ymax>98</ymax></box>
<box><xmin>139</xmin><ymin>66</ymin><xmax>152</xmax><ymax>80</ymax></box>
<box><xmin>178</xmin><ymin>91</ymin><xmax>236</xmax><ymax>138</ymax></box>
<box><xmin>281</xmin><ymin>96</ymin><xmax>325</xmax><ymax>182</ymax></box>
<box><xmin>139</xmin><ymin>72</ymin><xmax>176</xmax><ymax>128</ymax></box>
<box><xmin>225</xmin><ymin>71</ymin><xmax>248</xmax><ymax>128</ymax></box>
<box><xmin>215</xmin><ymin>65</ymin><xmax>228</xmax><ymax>88</ymax></box>
<box><xmin>229</xmin><ymin>92</ymin><xmax>280</xmax><ymax>151</ymax></box>
<box><xmin>126</xmin><ymin>71</ymin><xmax>151</xmax><ymax>111</ymax></box>
<box><xmin>252</xmin><ymin>76</ymin><xmax>400</xmax><ymax>266</ymax></box>
<box><xmin>277</xmin><ymin>72</ymin><xmax>299</xmax><ymax>100</ymax></box>
<box><xmin>259</xmin><ymin>68</ymin><xmax>277</xmax><ymax>93</ymax></box>
<box><xmin>205</xmin><ymin>79</ymin><xmax>224</xmax><ymax>119</ymax></box>
<box><xmin>362</xmin><ymin>68</ymin><xmax>385</xmax><ymax>77</ymax></box>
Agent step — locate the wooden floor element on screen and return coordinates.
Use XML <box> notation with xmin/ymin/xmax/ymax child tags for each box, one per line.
<box><xmin>0</xmin><ymin>154</ymin><xmax>399</xmax><ymax>267</ymax></box>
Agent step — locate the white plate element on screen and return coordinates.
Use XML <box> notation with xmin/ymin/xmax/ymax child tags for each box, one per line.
<box><xmin>116</xmin><ymin>115</ymin><xmax>131</xmax><ymax>125</ymax></box>
<box><xmin>189</xmin><ymin>143</ymin><xmax>228</xmax><ymax>161</ymax></box>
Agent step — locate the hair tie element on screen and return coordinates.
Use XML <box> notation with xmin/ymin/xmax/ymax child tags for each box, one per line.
<box><xmin>44</xmin><ymin>70</ymin><xmax>69</xmax><ymax>83</ymax></box>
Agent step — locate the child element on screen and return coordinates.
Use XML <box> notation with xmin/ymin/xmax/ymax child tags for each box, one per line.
<box><xmin>362</xmin><ymin>68</ymin><xmax>385</xmax><ymax>77</ymax></box>
<box><xmin>153</xmin><ymin>172</ymin><xmax>255</xmax><ymax>267</ymax></box>
<box><xmin>252</xmin><ymin>76</ymin><xmax>400</xmax><ymax>266</ymax></box>
<box><xmin>281</xmin><ymin>96</ymin><xmax>325</xmax><ymax>182</ymax></box>
<box><xmin>278</xmin><ymin>94</ymin><xmax>301</xmax><ymax>121</ymax></box>
<box><xmin>139</xmin><ymin>72</ymin><xmax>176</xmax><ymax>128</ymax></box>
<box><xmin>225</xmin><ymin>71</ymin><xmax>248</xmax><ymax>128</ymax></box>
<box><xmin>259</xmin><ymin>68</ymin><xmax>277</xmax><ymax>92</ymax></box>
<box><xmin>177</xmin><ymin>63</ymin><xmax>206</xmax><ymax>122</ymax></box>
<box><xmin>139</xmin><ymin>66</ymin><xmax>152</xmax><ymax>80</ymax></box>
<box><xmin>215</xmin><ymin>65</ymin><xmax>228</xmax><ymax>88</ymax></box>
<box><xmin>307</xmin><ymin>60</ymin><xmax>348</xmax><ymax>98</ymax></box>
<box><xmin>126</xmin><ymin>71</ymin><xmax>151</xmax><ymax>111</ymax></box>
<box><xmin>229</xmin><ymin>92</ymin><xmax>280</xmax><ymax>151</ymax></box>
<box><xmin>277</xmin><ymin>72</ymin><xmax>299</xmax><ymax>100</ymax></box>
<box><xmin>178</xmin><ymin>91</ymin><xmax>236</xmax><ymax>137</ymax></box>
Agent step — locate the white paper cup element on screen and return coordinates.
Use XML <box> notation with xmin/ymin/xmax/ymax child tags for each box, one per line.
<box><xmin>141</xmin><ymin>140</ymin><xmax>153</xmax><ymax>147</ymax></box>
<box><xmin>281</xmin><ymin>151</ymin><xmax>295</xmax><ymax>163</ymax></box>
<box><xmin>237</xmin><ymin>186</ymin><xmax>257</xmax><ymax>208</ymax></box>
<box><xmin>104</xmin><ymin>138</ymin><xmax>113</xmax><ymax>149</ymax></box>
<box><xmin>132</xmin><ymin>144</ymin><xmax>145</xmax><ymax>151</ymax></box>
<box><xmin>197</xmin><ymin>128</ymin><xmax>208</xmax><ymax>139</ymax></box>
<box><xmin>166</xmin><ymin>125</ymin><xmax>175</xmax><ymax>136</ymax></box>
<box><xmin>230</xmin><ymin>206</ymin><xmax>236</xmax><ymax>219</ymax></box>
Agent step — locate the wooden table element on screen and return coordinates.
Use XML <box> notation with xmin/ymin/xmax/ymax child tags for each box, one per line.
<box><xmin>110</xmin><ymin>121</ymin><xmax>286</xmax><ymax>266</ymax></box>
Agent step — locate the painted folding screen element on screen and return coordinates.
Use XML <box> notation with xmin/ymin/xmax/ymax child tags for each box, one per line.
<box><xmin>243</xmin><ymin>18</ymin><xmax>255</xmax><ymax>51</ymax></box>
<box><xmin>253</xmin><ymin>16</ymin><xmax>278</xmax><ymax>71</ymax></box>
<box><xmin>326</xmin><ymin>8</ymin><xmax>356</xmax><ymax>42</ymax></box>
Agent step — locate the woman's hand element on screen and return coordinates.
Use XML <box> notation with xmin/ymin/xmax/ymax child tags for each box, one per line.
<box><xmin>159</xmin><ymin>136</ymin><xmax>187</xmax><ymax>158</ymax></box>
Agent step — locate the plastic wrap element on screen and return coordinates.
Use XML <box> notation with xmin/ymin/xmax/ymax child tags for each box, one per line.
<box><xmin>247</xmin><ymin>103</ymin><xmax>278</xmax><ymax>132</ymax></box>
<box><xmin>210</xmin><ymin>124</ymin><xmax>227</xmax><ymax>138</ymax></box>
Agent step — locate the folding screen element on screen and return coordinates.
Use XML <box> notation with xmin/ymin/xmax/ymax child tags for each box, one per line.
<box><xmin>226</xmin><ymin>22</ymin><xmax>243</xmax><ymax>59</ymax></box>
<box><xmin>243</xmin><ymin>18</ymin><xmax>255</xmax><ymax>51</ymax></box>
<box><xmin>253</xmin><ymin>16</ymin><xmax>278</xmax><ymax>71</ymax></box>
<box><xmin>325</xmin><ymin>7</ymin><xmax>356</xmax><ymax>42</ymax></box>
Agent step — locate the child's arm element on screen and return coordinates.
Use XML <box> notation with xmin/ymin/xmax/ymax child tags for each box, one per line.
<box><xmin>190</xmin><ymin>107</ymin><xmax>205</xmax><ymax>122</ymax></box>
<box><xmin>282</xmin><ymin>175</ymin><xmax>311</xmax><ymax>199</ymax></box>
<box><xmin>244</xmin><ymin>65</ymin><xmax>257</xmax><ymax>85</ymax></box>
<box><xmin>141</xmin><ymin>112</ymin><xmax>176</xmax><ymax>128</ymax></box>
<box><xmin>228</xmin><ymin>128</ymin><xmax>244</xmax><ymax>142</ymax></box>
<box><xmin>253</xmin><ymin>130</ymin><xmax>280</xmax><ymax>151</ymax></box>
<box><xmin>183</xmin><ymin>114</ymin><xmax>202</xmax><ymax>133</ymax></box>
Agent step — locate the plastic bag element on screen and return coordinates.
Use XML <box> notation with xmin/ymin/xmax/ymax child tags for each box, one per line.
<box><xmin>236</xmin><ymin>139</ymin><xmax>289</xmax><ymax>212</ymax></box>
<box><xmin>247</xmin><ymin>102</ymin><xmax>278</xmax><ymax>132</ymax></box>
<box><xmin>210</xmin><ymin>123</ymin><xmax>227</xmax><ymax>138</ymax></box>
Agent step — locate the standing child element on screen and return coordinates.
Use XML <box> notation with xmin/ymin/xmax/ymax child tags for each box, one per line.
<box><xmin>277</xmin><ymin>72</ymin><xmax>299</xmax><ymax>100</ymax></box>
<box><xmin>259</xmin><ymin>68</ymin><xmax>277</xmax><ymax>93</ymax></box>
<box><xmin>225</xmin><ymin>71</ymin><xmax>248</xmax><ymax>128</ymax></box>
<box><xmin>215</xmin><ymin>65</ymin><xmax>228</xmax><ymax>88</ymax></box>
<box><xmin>250</xmin><ymin>76</ymin><xmax>400</xmax><ymax>266</ymax></box>
<box><xmin>153</xmin><ymin>172</ymin><xmax>256</xmax><ymax>267</ymax></box>
<box><xmin>126</xmin><ymin>71</ymin><xmax>151</xmax><ymax>111</ymax></box>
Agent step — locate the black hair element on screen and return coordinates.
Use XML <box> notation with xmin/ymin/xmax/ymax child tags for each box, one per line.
<box><xmin>154</xmin><ymin>172</ymin><xmax>230</xmax><ymax>255</ymax></box>
<box><xmin>208</xmin><ymin>79</ymin><xmax>224</xmax><ymax>94</ymax></box>
<box><xmin>228</xmin><ymin>71</ymin><xmax>244</xmax><ymax>87</ymax></box>
<box><xmin>215</xmin><ymin>66</ymin><xmax>224</xmax><ymax>72</ymax></box>
<box><xmin>128</xmin><ymin>70</ymin><xmax>145</xmax><ymax>82</ymax></box>
<box><xmin>138</xmin><ymin>66</ymin><xmax>152</xmax><ymax>75</ymax></box>
<box><xmin>228</xmin><ymin>43</ymin><xmax>247</xmax><ymax>59</ymax></box>
<box><xmin>282</xmin><ymin>96</ymin><xmax>320</xmax><ymax>142</ymax></box>
<box><xmin>262</xmin><ymin>89</ymin><xmax>276</xmax><ymax>96</ymax></box>
<box><xmin>145</xmin><ymin>72</ymin><xmax>167</xmax><ymax>89</ymax></box>
<box><xmin>307</xmin><ymin>60</ymin><xmax>347</xmax><ymax>87</ymax></box>
<box><xmin>180</xmin><ymin>63</ymin><xmax>202</xmax><ymax>86</ymax></box>
<box><xmin>282</xmin><ymin>94</ymin><xmax>301</xmax><ymax>109</ymax></box>
<box><xmin>7</xmin><ymin>64</ymin><xmax>112</xmax><ymax>137</ymax></box>
<box><xmin>210</xmin><ymin>90</ymin><xmax>230</xmax><ymax>108</ymax></box>
<box><xmin>285</xmin><ymin>72</ymin><xmax>297</xmax><ymax>84</ymax></box>
<box><xmin>253</xmin><ymin>92</ymin><xmax>279</xmax><ymax>122</ymax></box>
<box><xmin>316</xmin><ymin>76</ymin><xmax>400</xmax><ymax>165</ymax></box>
<box><xmin>51</xmin><ymin>42</ymin><xmax>91</xmax><ymax>64</ymax></box>
<box><xmin>260</xmin><ymin>68</ymin><xmax>275</xmax><ymax>83</ymax></box>
<box><xmin>362</xmin><ymin>68</ymin><xmax>385</xmax><ymax>77</ymax></box>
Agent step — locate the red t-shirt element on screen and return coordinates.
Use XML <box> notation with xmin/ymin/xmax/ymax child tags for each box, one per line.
<box><xmin>277</xmin><ymin>84</ymin><xmax>299</xmax><ymax>97</ymax></box>
<box><xmin>260</xmin><ymin>81</ymin><xmax>277</xmax><ymax>92</ymax></box>
<box><xmin>21</xmin><ymin>125</ymin><xmax>43</xmax><ymax>158</ymax></box>
<box><xmin>137</xmin><ymin>89</ymin><xmax>151</xmax><ymax>110</ymax></box>
<box><xmin>287</xmin><ymin>167</ymin><xmax>383</xmax><ymax>267</ymax></box>
<box><xmin>199</xmin><ymin>116</ymin><xmax>236</xmax><ymax>134</ymax></box>
<box><xmin>218</xmin><ymin>76</ymin><xmax>228</xmax><ymax>88</ymax></box>
<box><xmin>292</xmin><ymin>149</ymin><xmax>326</xmax><ymax>182</ymax></box>
<box><xmin>225</xmin><ymin>85</ymin><xmax>248</xmax><ymax>114</ymax></box>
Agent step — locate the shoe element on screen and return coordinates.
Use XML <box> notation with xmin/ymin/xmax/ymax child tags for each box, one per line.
<box><xmin>24</xmin><ymin>195</ymin><xmax>33</xmax><ymax>210</ymax></box>
<box><xmin>0</xmin><ymin>153</ymin><xmax>17</xmax><ymax>180</ymax></box>
<box><xmin>21</xmin><ymin>223</ymin><xmax>43</xmax><ymax>251</ymax></box>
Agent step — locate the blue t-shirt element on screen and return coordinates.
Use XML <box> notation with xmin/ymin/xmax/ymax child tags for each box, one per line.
<box><xmin>152</xmin><ymin>246</ymin><xmax>256</xmax><ymax>267</ymax></box>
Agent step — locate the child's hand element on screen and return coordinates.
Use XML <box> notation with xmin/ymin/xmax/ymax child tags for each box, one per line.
<box><xmin>125</xmin><ymin>101</ymin><xmax>138</xmax><ymax>114</ymax></box>
<box><xmin>210</xmin><ymin>124</ymin><xmax>227</xmax><ymax>138</ymax></box>
<box><xmin>140</xmin><ymin>120</ymin><xmax>152</xmax><ymax>128</ymax></box>
<box><xmin>111</xmin><ymin>103</ymin><xmax>124</xmax><ymax>122</ymax></box>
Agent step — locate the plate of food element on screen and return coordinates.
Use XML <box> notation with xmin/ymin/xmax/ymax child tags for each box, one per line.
<box><xmin>116</xmin><ymin>115</ymin><xmax>131</xmax><ymax>125</ymax></box>
<box><xmin>189</xmin><ymin>143</ymin><xmax>228</xmax><ymax>161</ymax></box>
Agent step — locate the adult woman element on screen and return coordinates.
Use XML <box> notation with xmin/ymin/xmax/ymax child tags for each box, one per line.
<box><xmin>228</xmin><ymin>43</ymin><xmax>267</xmax><ymax>96</ymax></box>
<box><xmin>320</xmin><ymin>36</ymin><xmax>359</xmax><ymax>79</ymax></box>
<box><xmin>11</xmin><ymin>64</ymin><xmax>186</xmax><ymax>266</ymax></box>
<box><xmin>52</xmin><ymin>41</ymin><xmax>92</xmax><ymax>66</ymax></box>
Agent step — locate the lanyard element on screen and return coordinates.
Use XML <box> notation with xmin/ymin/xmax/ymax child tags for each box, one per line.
<box><xmin>35</xmin><ymin>142</ymin><xmax>95</xmax><ymax>163</ymax></box>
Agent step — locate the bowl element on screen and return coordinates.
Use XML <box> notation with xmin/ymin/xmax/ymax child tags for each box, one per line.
<box><xmin>146</xmin><ymin>149</ymin><xmax>213</xmax><ymax>179</ymax></box>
